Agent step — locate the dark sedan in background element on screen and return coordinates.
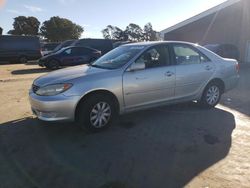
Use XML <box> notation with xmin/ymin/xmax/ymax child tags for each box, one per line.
<box><xmin>38</xmin><ymin>46</ymin><xmax>101</xmax><ymax>69</ymax></box>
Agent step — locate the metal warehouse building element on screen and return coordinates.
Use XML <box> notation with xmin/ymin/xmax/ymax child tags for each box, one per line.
<box><xmin>161</xmin><ymin>0</ymin><xmax>250</xmax><ymax>63</ymax></box>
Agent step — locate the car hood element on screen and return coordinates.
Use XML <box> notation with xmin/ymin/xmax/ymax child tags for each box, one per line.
<box><xmin>40</xmin><ymin>53</ymin><xmax>55</xmax><ymax>60</ymax></box>
<box><xmin>34</xmin><ymin>65</ymin><xmax>108</xmax><ymax>87</ymax></box>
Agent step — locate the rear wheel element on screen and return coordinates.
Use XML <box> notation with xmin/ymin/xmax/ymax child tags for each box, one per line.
<box><xmin>77</xmin><ymin>94</ymin><xmax>116</xmax><ymax>132</ymax></box>
<box><xmin>200</xmin><ymin>82</ymin><xmax>222</xmax><ymax>108</ymax></box>
<box><xmin>47</xmin><ymin>59</ymin><xmax>59</xmax><ymax>70</ymax></box>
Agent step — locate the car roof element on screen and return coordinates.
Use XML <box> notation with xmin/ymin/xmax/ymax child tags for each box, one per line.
<box><xmin>123</xmin><ymin>41</ymin><xmax>198</xmax><ymax>47</ymax></box>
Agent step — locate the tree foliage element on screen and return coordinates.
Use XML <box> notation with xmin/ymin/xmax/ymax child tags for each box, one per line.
<box><xmin>102</xmin><ymin>22</ymin><xmax>158</xmax><ymax>42</ymax></box>
<box><xmin>0</xmin><ymin>27</ymin><xmax>2</xmax><ymax>35</ymax></box>
<box><xmin>125</xmin><ymin>23</ymin><xmax>144</xmax><ymax>42</ymax></box>
<box><xmin>8</xmin><ymin>16</ymin><xmax>40</xmax><ymax>36</ymax></box>
<box><xmin>40</xmin><ymin>16</ymin><xmax>84</xmax><ymax>42</ymax></box>
<box><xmin>143</xmin><ymin>23</ymin><xmax>158</xmax><ymax>41</ymax></box>
<box><xmin>102</xmin><ymin>25</ymin><xmax>128</xmax><ymax>41</ymax></box>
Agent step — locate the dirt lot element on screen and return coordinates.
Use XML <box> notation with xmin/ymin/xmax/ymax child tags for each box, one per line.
<box><xmin>0</xmin><ymin>62</ymin><xmax>250</xmax><ymax>188</ymax></box>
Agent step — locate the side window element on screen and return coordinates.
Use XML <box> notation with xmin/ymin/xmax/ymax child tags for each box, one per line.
<box><xmin>64</xmin><ymin>48</ymin><xmax>72</xmax><ymax>55</ymax></box>
<box><xmin>135</xmin><ymin>46</ymin><xmax>170</xmax><ymax>69</ymax></box>
<box><xmin>173</xmin><ymin>45</ymin><xmax>209</xmax><ymax>65</ymax></box>
<box><xmin>82</xmin><ymin>48</ymin><xmax>93</xmax><ymax>55</ymax></box>
<box><xmin>71</xmin><ymin>48</ymin><xmax>86</xmax><ymax>56</ymax></box>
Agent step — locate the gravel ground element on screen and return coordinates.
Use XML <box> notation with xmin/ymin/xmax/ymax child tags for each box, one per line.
<box><xmin>0</xmin><ymin>62</ymin><xmax>249</xmax><ymax>188</ymax></box>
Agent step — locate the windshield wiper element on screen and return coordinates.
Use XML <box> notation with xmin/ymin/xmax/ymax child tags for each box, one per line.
<box><xmin>89</xmin><ymin>64</ymin><xmax>115</xmax><ymax>70</ymax></box>
<box><xmin>89</xmin><ymin>64</ymin><xmax>107</xmax><ymax>69</ymax></box>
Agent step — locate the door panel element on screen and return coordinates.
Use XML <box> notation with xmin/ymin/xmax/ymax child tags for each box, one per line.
<box><xmin>175</xmin><ymin>63</ymin><xmax>215</xmax><ymax>98</ymax></box>
<box><xmin>123</xmin><ymin>45</ymin><xmax>175</xmax><ymax>109</ymax></box>
<box><xmin>172</xmin><ymin>44</ymin><xmax>215</xmax><ymax>99</ymax></box>
<box><xmin>123</xmin><ymin>67</ymin><xmax>175</xmax><ymax>108</ymax></box>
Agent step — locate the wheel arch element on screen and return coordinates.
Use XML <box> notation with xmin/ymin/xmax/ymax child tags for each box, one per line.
<box><xmin>74</xmin><ymin>89</ymin><xmax>120</xmax><ymax>121</ymax></box>
<box><xmin>206</xmin><ymin>78</ymin><xmax>225</xmax><ymax>93</ymax></box>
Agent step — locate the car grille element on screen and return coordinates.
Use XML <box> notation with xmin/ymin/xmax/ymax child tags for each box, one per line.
<box><xmin>32</xmin><ymin>84</ymin><xmax>40</xmax><ymax>93</ymax></box>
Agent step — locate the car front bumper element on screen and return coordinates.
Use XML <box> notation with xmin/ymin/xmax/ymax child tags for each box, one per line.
<box><xmin>38</xmin><ymin>59</ymin><xmax>46</xmax><ymax>67</ymax></box>
<box><xmin>29</xmin><ymin>91</ymin><xmax>80</xmax><ymax>122</ymax></box>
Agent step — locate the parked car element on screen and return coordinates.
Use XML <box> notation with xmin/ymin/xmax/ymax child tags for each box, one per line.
<box><xmin>30</xmin><ymin>41</ymin><xmax>239</xmax><ymax>131</ymax></box>
<box><xmin>52</xmin><ymin>40</ymin><xmax>76</xmax><ymax>53</ymax></box>
<box><xmin>204</xmin><ymin>44</ymin><xmax>240</xmax><ymax>61</ymax></box>
<box><xmin>38</xmin><ymin>46</ymin><xmax>101</xmax><ymax>69</ymax></box>
<box><xmin>0</xmin><ymin>35</ymin><xmax>41</xmax><ymax>63</ymax></box>
<box><xmin>113</xmin><ymin>41</ymin><xmax>133</xmax><ymax>48</ymax></box>
<box><xmin>72</xmin><ymin>39</ymin><xmax>114</xmax><ymax>54</ymax></box>
<box><xmin>41</xmin><ymin>42</ymin><xmax>60</xmax><ymax>56</ymax></box>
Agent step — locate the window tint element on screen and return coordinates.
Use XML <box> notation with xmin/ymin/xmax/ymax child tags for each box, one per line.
<box><xmin>64</xmin><ymin>48</ymin><xmax>72</xmax><ymax>55</ymax></box>
<box><xmin>173</xmin><ymin>45</ymin><xmax>209</xmax><ymax>65</ymax></box>
<box><xmin>135</xmin><ymin>46</ymin><xmax>170</xmax><ymax>69</ymax></box>
<box><xmin>82</xmin><ymin>48</ymin><xmax>94</xmax><ymax>54</ymax></box>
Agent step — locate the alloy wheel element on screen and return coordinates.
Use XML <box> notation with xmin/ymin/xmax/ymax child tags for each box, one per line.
<box><xmin>90</xmin><ymin>102</ymin><xmax>111</xmax><ymax>128</ymax></box>
<box><xmin>206</xmin><ymin>85</ymin><xmax>220</xmax><ymax>106</ymax></box>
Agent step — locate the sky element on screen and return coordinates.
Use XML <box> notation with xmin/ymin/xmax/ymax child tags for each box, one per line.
<box><xmin>0</xmin><ymin>0</ymin><xmax>228</xmax><ymax>38</ymax></box>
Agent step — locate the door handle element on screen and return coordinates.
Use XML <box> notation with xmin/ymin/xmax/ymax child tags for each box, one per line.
<box><xmin>165</xmin><ymin>71</ymin><xmax>175</xmax><ymax>77</ymax></box>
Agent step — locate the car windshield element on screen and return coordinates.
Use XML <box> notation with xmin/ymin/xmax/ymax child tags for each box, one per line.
<box><xmin>90</xmin><ymin>46</ymin><xmax>144</xmax><ymax>69</ymax></box>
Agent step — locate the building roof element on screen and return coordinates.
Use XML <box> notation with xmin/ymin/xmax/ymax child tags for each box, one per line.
<box><xmin>160</xmin><ymin>0</ymin><xmax>241</xmax><ymax>36</ymax></box>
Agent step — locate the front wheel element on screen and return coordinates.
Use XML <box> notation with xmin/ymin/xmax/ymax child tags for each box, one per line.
<box><xmin>77</xmin><ymin>94</ymin><xmax>116</xmax><ymax>132</ymax></box>
<box><xmin>200</xmin><ymin>82</ymin><xmax>222</xmax><ymax>108</ymax></box>
<box><xmin>47</xmin><ymin>59</ymin><xmax>59</xmax><ymax>70</ymax></box>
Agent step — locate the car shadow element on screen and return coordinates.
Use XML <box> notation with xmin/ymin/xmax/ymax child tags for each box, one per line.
<box><xmin>0</xmin><ymin>61</ymin><xmax>39</xmax><ymax>65</ymax></box>
<box><xmin>0</xmin><ymin>104</ymin><xmax>235</xmax><ymax>188</ymax></box>
<box><xmin>25</xmin><ymin>61</ymin><xmax>40</xmax><ymax>66</ymax></box>
<box><xmin>11</xmin><ymin>68</ymin><xmax>50</xmax><ymax>75</ymax></box>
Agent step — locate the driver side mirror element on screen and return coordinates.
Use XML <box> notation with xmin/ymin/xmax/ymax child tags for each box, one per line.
<box><xmin>127</xmin><ymin>62</ymin><xmax>145</xmax><ymax>72</ymax></box>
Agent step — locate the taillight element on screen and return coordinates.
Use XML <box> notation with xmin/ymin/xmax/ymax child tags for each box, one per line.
<box><xmin>236</xmin><ymin>62</ymin><xmax>240</xmax><ymax>73</ymax></box>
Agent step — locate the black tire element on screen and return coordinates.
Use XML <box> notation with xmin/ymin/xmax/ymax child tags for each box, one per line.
<box><xmin>77</xmin><ymin>94</ymin><xmax>116</xmax><ymax>132</ymax></box>
<box><xmin>200</xmin><ymin>82</ymin><xmax>222</xmax><ymax>108</ymax></box>
<box><xmin>19</xmin><ymin>56</ymin><xmax>28</xmax><ymax>64</ymax></box>
<box><xmin>47</xmin><ymin>59</ymin><xmax>60</xmax><ymax>70</ymax></box>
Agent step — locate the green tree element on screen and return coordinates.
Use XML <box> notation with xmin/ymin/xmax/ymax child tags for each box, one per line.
<box><xmin>125</xmin><ymin>23</ymin><xmax>144</xmax><ymax>42</ymax></box>
<box><xmin>102</xmin><ymin>25</ymin><xmax>128</xmax><ymax>41</ymax></box>
<box><xmin>102</xmin><ymin>23</ymin><xmax>159</xmax><ymax>42</ymax></box>
<box><xmin>8</xmin><ymin>16</ymin><xmax>40</xmax><ymax>35</ymax></box>
<box><xmin>40</xmin><ymin>16</ymin><xmax>84</xmax><ymax>42</ymax></box>
<box><xmin>0</xmin><ymin>27</ymin><xmax>3</xmax><ymax>35</ymax></box>
<box><xmin>143</xmin><ymin>23</ymin><xmax>158</xmax><ymax>41</ymax></box>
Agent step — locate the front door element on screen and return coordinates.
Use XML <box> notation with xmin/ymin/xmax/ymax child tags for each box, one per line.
<box><xmin>123</xmin><ymin>45</ymin><xmax>175</xmax><ymax>109</ymax></box>
<box><xmin>61</xmin><ymin>48</ymin><xmax>75</xmax><ymax>66</ymax></box>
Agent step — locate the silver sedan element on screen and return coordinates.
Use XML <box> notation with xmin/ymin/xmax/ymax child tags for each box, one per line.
<box><xmin>29</xmin><ymin>41</ymin><xmax>239</xmax><ymax>131</ymax></box>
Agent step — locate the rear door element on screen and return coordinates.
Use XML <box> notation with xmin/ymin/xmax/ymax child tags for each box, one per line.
<box><xmin>171</xmin><ymin>43</ymin><xmax>215</xmax><ymax>100</ymax></box>
<box><xmin>123</xmin><ymin>45</ymin><xmax>175</xmax><ymax>109</ymax></box>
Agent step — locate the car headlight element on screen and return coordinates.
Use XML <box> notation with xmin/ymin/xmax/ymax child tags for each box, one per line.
<box><xmin>36</xmin><ymin>83</ymin><xmax>73</xmax><ymax>96</ymax></box>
